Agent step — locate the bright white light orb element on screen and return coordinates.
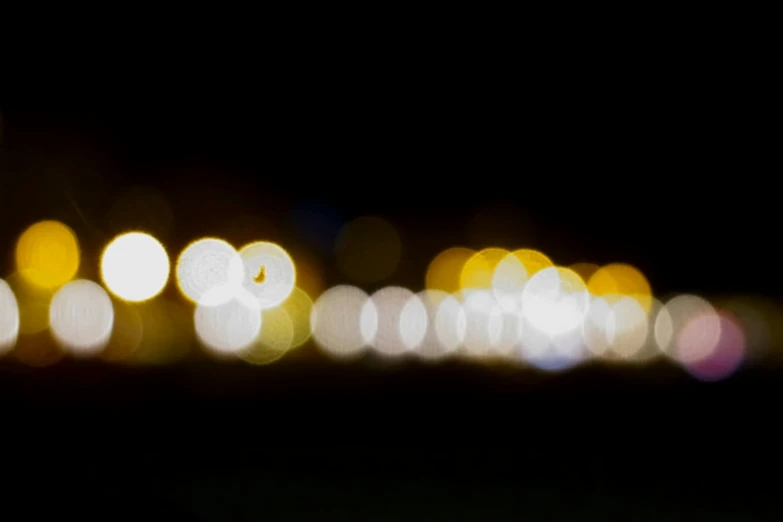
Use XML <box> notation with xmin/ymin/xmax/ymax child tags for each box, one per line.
<box><xmin>521</xmin><ymin>267</ymin><xmax>589</xmax><ymax>337</ymax></box>
<box><xmin>101</xmin><ymin>232</ymin><xmax>170</xmax><ymax>302</ymax></box>
<box><xmin>176</xmin><ymin>238</ymin><xmax>244</xmax><ymax>306</ymax></box>
<box><xmin>49</xmin><ymin>279</ymin><xmax>114</xmax><ymax>356</ymax></box>
<box><xmin>311</xmin><ymin>285</ymin><xmax>376</xmax><ymax>359</ymax></box>
<box><xmin>365</xmin><ymin>286</ymin><xmax>421</xmax><ymax>356</ymax></box>
<box><xmin>0</xmin><ymin>279</ymin><xmax>20</xmax><ymax>355</ymax></box>
<box><xmin>195</xmin><ymin>288</ymin><xmax>262</xmax><ymax>355</ymax></box>
<box><xmin>239</xmin><ymin>242</ymin><xmax>296</xmax><ymax>309</ymax></box>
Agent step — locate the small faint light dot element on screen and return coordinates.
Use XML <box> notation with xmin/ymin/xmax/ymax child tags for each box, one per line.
<box><xmin>101</xmin><ymin>232</ymin><xmax>171</xmax><ymax>302</ymax></box>
<box><xmin>49</xmin><ymin>280</ymin><xmax>114</xmax><ymax>357</ymax></box>
<box><xmin>16</xmin><ymin>220</ymin><xmax>80</xmax><ymax>290</ymax></box>
<box><xmin>0</xmin><ymin>279</ymin><xmax>20</xmax><ymax>355</ymax></box>
<box><xmin>335</xmin><ymin>216</ymin><xmax>401</xmax><ymax>284</ymax></box>
<box><xmin>195</xmin><ymin>288</ymin><xmax>262</xmax><ymax>355</ymax></box>
<box><xmin>239</xmin><ymin>241</ymin><xmax>296</xmax><ymax>309</ymax></box>
<box><xmin>176</xmin><ymin>238</ymin><xmax>244</xmax><ymax>306</ymax></box>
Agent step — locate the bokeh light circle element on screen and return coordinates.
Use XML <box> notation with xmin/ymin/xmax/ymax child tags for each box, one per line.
<box><xmin>655</xmin><ymin>294</ymin><xmax>720</xmax><ymax>364</ymax></box>
<box><xmin>460</xmin><ymin>248</ymin><xmax>510</xmax><ymax>290</ymax></box>
<box><xmin>195</xmin><ymin>288</ymin><xmax>262</xmax><ymax>355</ymax></box>
<box><xmin>311</xmin><ymin>285</ymin><xmax>375</xmax><ymax>359</ymax></box>
<box><xmin>457</xmin><ymin>289</ymin><xmax>504</xmax><ymax>360</ymax></box>
<box><xmin>521</xmin><ymin>267</ymin><xmax>589</xmax><ymax>338</ymax></box>
<box><xmin>239</xmin><ymin>241</ymin><xmax>296</xmax><ymax>310</ymax></box>
<box><xmin>176</xmin><ymin>238</ymin><xmax>244</xmax><ymax>306</ymax></box>
<box><xmin>365</xmin><ymin>286</ymin><xmax>423</xmax><ymax>356</ymax></box>
<box><xmin>49</xmin><ymin>279</ymin><xmax>114</xmax><ymax>356</ymax></box>
<box><xmin>684</xmin><ymin>312</ymin><xmax>745</xmax><ymax>381</ymax></box>
<box><xmin>101</xmin><ymin>232</ymin><xmax>171</xmax><ymax>302</ymax></box>
<box><xmin>588</xmin><ymin>263</ymin><xmax>652</xmax><ymax>313</ymax></box>
<box><xmin>280</xmin><ymin>287</ymin><xmax>314</xmax><ymax>350</ymax></box>
<box><xmin>0</xmin><ymin>279</ymin><xmax>20</xmax><ymax>355</ymax></box>
<box><xmin>240</xmin><ymin>306</ymin><xmax>295</xmax><ymax>365</ymax></box>
<box><xmin>426</xmin><ymin>247</ymin><xmax>475</xmax><ymax>294</ymax></box>
<box><xmin>16</xmin><ymin>220</ymin><xmax>80</xmax><ymax>290</ymax></box>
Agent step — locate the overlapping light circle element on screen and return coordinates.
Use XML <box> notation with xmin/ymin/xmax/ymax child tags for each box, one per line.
<box><xmin>0</xmin><ymin>211</ymin><xmax>763</xmax><ymax>383</ymax></box>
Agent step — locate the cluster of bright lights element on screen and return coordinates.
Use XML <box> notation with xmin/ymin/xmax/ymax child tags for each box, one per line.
<box><xmin>0</xmin><ymin>219</ymin><xmax>761</xmax><ymax>381</ymax></box>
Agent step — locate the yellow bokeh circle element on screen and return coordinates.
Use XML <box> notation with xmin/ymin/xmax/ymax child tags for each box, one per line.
<box><xmin>16</xmin><ymin>220</ymin><xmax>80</xmax><ymax>290</ymax></box>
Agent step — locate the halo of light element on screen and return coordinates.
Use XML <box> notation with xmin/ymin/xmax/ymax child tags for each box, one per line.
<box><xmin>426</xmin><ymin>247</ymin><xmax>475</xmax><ymax>294</ymax></box>
<box><xmin>655</xmin><ymin>294</ymin><xmax>720</xmax><ymax>364</ymax></box>
<box><xmin>280</xmin><ymin>287</ymin><xmax>314</xmax><ymax>350</ymax></box>
<box><xmin>405</xmin><ymin>290</ymin><xmax>462</xmax><ymax>360</ymax></box>
<box><xmin>0</xmin><ymin>279</ymin><xmax>20</xmax><ymax>355</ymax></box>
<box><xmin>239</xmin><ymin>241</ymin><xmax>296</xmax><ymax>309</ymax></box>
<box><xmin>460</xmin><ymin>248</ymin><xmax>510</xmax><ymax>290</ymax></box>
<box><xmin>195</xmin><ymin>288</ymin><xmax>262</xmax><ymax>356</ymax></box>
<box><xmin>49</xmin><ymin>279</ymin><xmax>114</xmax><ymax>356</ymax></box>
<box><xmin>587</xmin><ymin>263</ymin><xmax>652</xmax><ymax>313</ymax></box>
<box><xmin>311</xmin><ymin>285</ymin><xmax>376</xmax><ymax>359</ymax></box>
<box><xmin>521</xmin><ymin>267</ymin><xmax>589</xmax><ymax>338</ymax></box>
<box><xmin>683</xmin><ymin>312</ymin><xmax>745</xmax><ymax>381</ymax></box>
<box><xmin>101</xmin><ymin>232</ymin><xmax>171</xmax><ymax>302</ymax></box>
<box><xmin>335</xmin><ymin>216</ymin><xmax>401</xmax><ymax>284</ymax></box>
<box><xmin>240</xmin><ymin>305</ymin><xmax>295</xmax><ymax>365</ymax></box>
<box><xmin>519</xmin><ymin>317</ymin><xmax>586</xmax><ymax>372</ymax></box>
<box><xmin>365</xmin><ymin>286</ymin><xmax>423</xmax><ymax>356</ymax></box>
<box><xmin>176</xmin><ymin>238</ymin><xmax>244</xmax><ymax>306</ymax></box>
<box><xmin>16</xmin><ymin>220</ymin><xmax>80</xmax><ymax>290</ymax></box>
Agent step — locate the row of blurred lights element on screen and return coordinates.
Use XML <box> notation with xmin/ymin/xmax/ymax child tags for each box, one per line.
<box><xmin>0</xmin><ymin>219</ymin><xmax>766</xmax><ymax>381</ymax></box>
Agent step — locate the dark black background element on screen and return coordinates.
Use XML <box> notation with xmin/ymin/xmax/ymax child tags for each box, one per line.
<box><xmin>1</xmin><ymin>48</ymin><xmax>780</xmax><ymax>519</ymax></box>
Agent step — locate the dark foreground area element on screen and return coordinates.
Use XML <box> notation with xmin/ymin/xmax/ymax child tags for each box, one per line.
<box><xmin>2</xmin><ymin>357</ymin><xmax>782</xmax><ymax>520</ymax></box>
